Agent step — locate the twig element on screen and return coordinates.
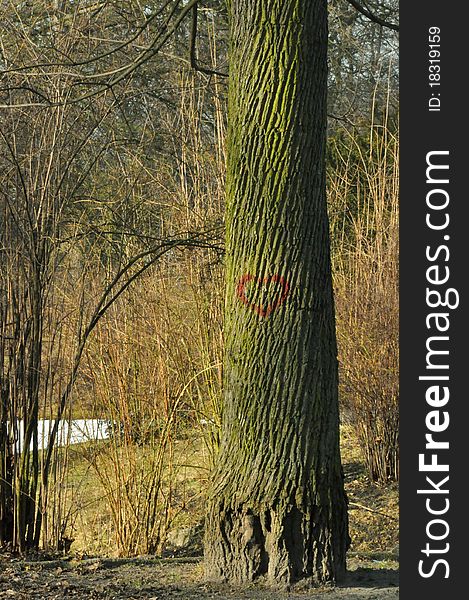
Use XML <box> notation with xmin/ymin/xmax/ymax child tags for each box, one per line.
<box><xmin>349</xmin><ymin>501</ymin><xmax>398</xmax><ymax>521</ymax></box>
<box><xmin>346</xmin><ymin>0</ymin><xmax>399</xmax><ymax>32</ymax></box>
<box><xmin>189</xmin><ymin>3</ymin><xmax>228</xmax><ymax>78</ymax></box>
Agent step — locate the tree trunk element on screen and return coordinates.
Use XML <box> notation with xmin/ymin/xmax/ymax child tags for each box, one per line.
<box><xmin>205</xmin><ymin>0</ymin><xmax>349</xmax><ymax>586</ymax></box>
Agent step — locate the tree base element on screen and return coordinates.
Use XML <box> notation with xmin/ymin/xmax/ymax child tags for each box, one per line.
<box><xmin>205</xmin><ymin>500</ymin><xmax>348</xmax><ymax>586</ymax></box>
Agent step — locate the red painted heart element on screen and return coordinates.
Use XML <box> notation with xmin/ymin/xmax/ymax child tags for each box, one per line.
<box><xmin>236</xmin><ymin>274</ymin><xmax>290</xmax><ymax>318</ymax></box>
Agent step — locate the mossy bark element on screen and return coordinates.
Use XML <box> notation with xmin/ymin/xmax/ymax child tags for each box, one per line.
<box><xmin>204</xmin><ymin>0</ymin><xmax>349</xmax><ymax>586</ymax></box>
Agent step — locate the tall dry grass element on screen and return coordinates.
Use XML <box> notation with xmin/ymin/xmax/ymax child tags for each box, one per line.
<box><xmin>62</xmin><ymin>67</ymin><xmax>226</xmax><ymax>556</ymax></box>
<box><xmin>329</xmin><ymin>105</ymin><xmax>399</xmax><ymax>483</ymax></box>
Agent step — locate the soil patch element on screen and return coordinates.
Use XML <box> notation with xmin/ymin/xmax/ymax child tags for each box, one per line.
<box><xmin>0</xmin><ymin>555</ymin><xmax>398</xmax><ymax>599</ymax></box>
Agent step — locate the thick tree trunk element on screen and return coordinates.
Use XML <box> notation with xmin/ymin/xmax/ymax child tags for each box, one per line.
<box><xmin>205</xmin><ymin>0</ymin><xmax>349</xmax><ymax>586</ymax></box>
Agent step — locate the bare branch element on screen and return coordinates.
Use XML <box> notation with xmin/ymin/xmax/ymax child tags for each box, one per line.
<box><xmin>0</xmin><ymin>0</ymin><xmax>175</xmax><ymax>75</ymax></box>
<box><xmin>0</xmin><ymin>0</ymin><xmax>203</xmax><ymax>108</ymax></box>
<box><xmin>189</xmin><ymin>3</ymin><xmax>228</xmax><ymax>78</ymax></box>
<box><xmin>42</xmin><ymin>229</ymin><xmax>223</xmax><ymax>481</ymax></box>
<box><xmin>346</xmin><ymin>0</ymin><xmax>399</xmax><ymax>32</ymax></box>
<box><xmin>349</xmin><ymin>501</ymin><xmax>398</xmax><ymax>521</ymax></box>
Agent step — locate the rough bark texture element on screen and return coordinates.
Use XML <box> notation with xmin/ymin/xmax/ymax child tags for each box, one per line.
<box><xmin>205</xmin><ymin>0</ymin><xmax>349</xmax><ymax>587</ymax></box>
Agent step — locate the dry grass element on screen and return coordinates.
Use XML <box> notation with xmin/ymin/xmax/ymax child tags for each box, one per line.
<box><xmin>341</xmin><ymin>425</ymin><xmax>398</xmax><ymax>557</ymax></box>
<box><xmin>57</xmin><ymin>434</ymin><xmax>207</xmax><ymax>557</ymax></box>
<box><xmin>330</xmin><ymin>100</ymin><xmax>399</xmax><ymax>484</ymax></box>
<box><xmin>54</xmin><ymin>424</ymin><xmax>398</xmax><ymax>561</ymax></box>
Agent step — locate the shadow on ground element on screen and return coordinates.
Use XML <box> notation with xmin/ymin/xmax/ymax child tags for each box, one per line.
<box><xmin>339</xmin><ymin>567</ymin><xmax>399</xmax><ymax>589</ymax></box>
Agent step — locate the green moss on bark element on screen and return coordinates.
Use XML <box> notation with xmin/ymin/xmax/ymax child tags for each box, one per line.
<box><xmin>205</xmin><ymin>0</ymin><xmax>349</xmax><ymax>586</ymax></box>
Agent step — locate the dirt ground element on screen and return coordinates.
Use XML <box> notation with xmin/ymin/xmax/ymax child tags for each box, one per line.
<box><xmin>0</xmin><ymin>555</ymin><xmax>398</xmax><ymax>600</ymax></box>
